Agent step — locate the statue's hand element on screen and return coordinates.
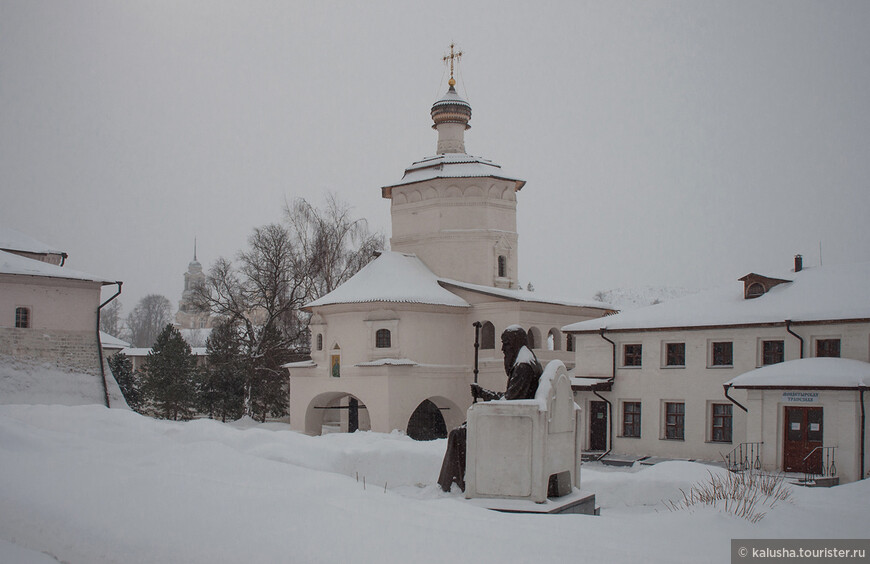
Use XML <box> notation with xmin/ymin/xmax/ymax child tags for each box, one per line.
<box><xmin>470</xmin><ymin>383</ymin><xmax>482</xmax><ymax>400</ymax></box>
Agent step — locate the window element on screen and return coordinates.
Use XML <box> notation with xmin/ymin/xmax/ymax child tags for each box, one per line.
<box><xmin>527</xmin><ymin>327</ymin><xmax>541</xmax><ymax>350</ymax></box>
<box><xmin>816</xmin><ymin>338</ymin><xmax>840</xmax><ymax>358</ymax></box>
<box><xmin>375</xmin><ymin>329</ymin><xmax>391</xmax><ymax>349</ymax></box>
<box><xmin>316</xmin><ymin>334</ymin><xmax>323</xmax><ymax>351</ymax></box>
<box><xmin>665</xmin><ymin>402</ymin><xmax>685</xmax><ymax>440</ymax></box>
<box><xmin>711</xmin><ymin>341</ymin><xmax>733</xmax><ymax>367</ymax></box>
<box><xmin>497</xmin><ymin>255</ymin><xmax>507</xmax><ymax>278</ymax></box>
<box><xmin>762</xmin><ymin>340</ymin><xmax>784</xmax><ymax>365</ymax></box>
<box><xmin>711</xmin><ymin>403</ymin><xmax>732</xmax><ymax>443</ymax></box>
<box><xmin>14</xmin><ymin>307</ymin><xmax>30</xmax><ymax>328</ymax></box>
<box><xmin>480</xmin><ymin>322</ymin><xmax>495</xmax><ymax>350</ymax></box>
<box><xmin>622</xmin><ymin>402</ymin><xmax>641</xmax><ymax>438</ymax></box>
<box><xmin>566</xmin><ymin>334</ymin><xmax>574</xmax><ymax>352</ymax></box>
<box><xmin>665</xmin><ymin>342</ymin><xmax>685</xmax><ymax>367</ymax></box>
<box><xmin>746</xmin><ymin>283</ymin><xmax>764</xmax><ymax>299</ymax></box>
<box><xmin>623</xmin><ymin>344</ymin><xmax>642</xmax><ymax>367</ymax></box>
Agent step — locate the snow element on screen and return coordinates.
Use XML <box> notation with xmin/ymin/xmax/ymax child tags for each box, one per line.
<box><xmin>726</xmin><ymin>357</ymin><xmax>870</xmax><ymax>389</ymax></box>
<box><xmin>1</xmin><ymin>402</ymin><xmax>868</xmax><ymax>564</ymax></box>
<box><xmin>99</xmin><ymin>331</ymin><xmax>130</xmax><ymax>349</ymax></box>
<box><xmin>0</xmin><ymin>227</ymin><xmax>64</xmax><ymax>256</ymax></box>
<box><xmin>0</xmin><ymin>249</ymin><xmax>114</xmax><ymax>284</ymax></box>
<box><xmin>281</xmin><ymin>359</ymin><xmax>317</xmax><ymax>368</ymax></box>
<box><xmin>440</xmin><ymin>278</ymin><xmax>615</xmax><ymax>310</ymax></box>
<box><xmin>305</xmin><ymin>251</ymin><xmax>470</xmax><ymax>309</ymax></box>
<box><xmin>355</xmin><ymin>358</ymin><xmax>418</xmax><ymax>367</ymax></box>
<box><xmin>382</xmin><ymin>152</ymin><xmax>526</xmax><ymax>192</ymax></box>
<box><xmin>563</xmin><ymin>262</ymin><xmax>870</xmax><ymax>333</ymax></box>
<box><xmin>0</xmin><ymin>355</ymin><xmax>126</xmax><ymax>409</ymax></box>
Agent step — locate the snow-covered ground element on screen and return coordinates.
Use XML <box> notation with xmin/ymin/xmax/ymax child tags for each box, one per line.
<box><xmin>1</xmin><ymin>405</ymin><xmax>868</xmax><ymax>564</ymax></box>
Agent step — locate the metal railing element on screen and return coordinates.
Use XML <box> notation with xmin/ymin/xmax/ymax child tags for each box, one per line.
<box><xmin>803</xmin><ymin>446</ymin><xmax>837</xmax><ymax>482</ymax></box>
<box><xmin>725</xmin><ymin>442</ymin><xmax>763</xmax><ymax>473</ymax></box>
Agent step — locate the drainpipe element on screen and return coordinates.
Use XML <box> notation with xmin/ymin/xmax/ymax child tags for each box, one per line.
<box><xmin>96</xmin><ymin>281</ymin><xmax>123</xmax><ymax>408</ymax></box>
<box><xmin>597</xmin><ymin>328</ymin><xmax>616</xmax><ymax>458</ymax></box>
<box><xmin>861</xmin><ymin>388</ymin><xmax>866</xmax><ymax>479</ymax></box>
<box><xmin>722</xmin><ymin>383</ymin><xmax>748</xmax><ymax>413</ymax></box>
<box><xmin>785</xmin><ymin>320</ymin><xmax>804</xmax><ymax>359</ymax></box>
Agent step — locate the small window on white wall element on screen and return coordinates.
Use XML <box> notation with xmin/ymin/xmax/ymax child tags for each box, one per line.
<box><xmin>497</xmin><ymin>255</ymin><xmax>507</xmax><ymax>278</ymax></box>
<box><xmin>15</xmin><ymin>307</ymin><xmax>30</xmax><ymax>328</ymax></box>
<box><xmin>316</xmin><ymin>334</ymin><xmax>323</xmax><ymax>351</ymax></box>
<box><xmin>480</xmin><ymin>322</ymin><xmax>495</xmax><ymax>350</ymax></box>
<box><xmin>375</xmin><ymin>329</ymin><xmax>391</xmax><ymax>349</ymax></box>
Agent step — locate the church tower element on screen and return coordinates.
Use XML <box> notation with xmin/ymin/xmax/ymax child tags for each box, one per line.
<box><xmin>381</xmin><ymin>47</ymin><xmax>525</xmax><ymax>289</ymax></box>
<box><xmin>175</xmin><ymin>241</ymin><xmax>211</xmax><ymax>330</ymax></box>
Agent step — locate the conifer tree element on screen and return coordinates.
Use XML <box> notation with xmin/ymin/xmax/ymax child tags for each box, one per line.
<box><xmin>248</xmin><ymin>323</ymin><xmax>291</xmax><ymax>422</ymax></box>
<box><xmin>202</xmin><ymin>320</ymin><xmax>246</xmax><ymax>422</ymax></box>
<box><xmin>107</xmin><ymin>352</ymin><xmax>142</xmax><ymax>412</ymax></box>
<box><xmin>140</xmin><ymin>324</ymin><xmax>199</xmax><ymax>420</ymax></box>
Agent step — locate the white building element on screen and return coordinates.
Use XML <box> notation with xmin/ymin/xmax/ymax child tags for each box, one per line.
<box><xmin>0</xmin><ymin>228</ymin><xmax>125</xmax><ymax>407</ymax></box>
<box><xmin>287</xmin><ymin>79</ymin><xmax>613</xmax><ymax>438</ymax></box>
<box><xmin>564</xmin><ymin>257</ymin><xmax>870</xmax><ymax>482</ymax></box>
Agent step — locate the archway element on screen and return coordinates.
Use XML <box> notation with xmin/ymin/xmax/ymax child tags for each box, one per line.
<box><xmin>406</xmin><ymin>396</ymin><xmax>463</xmax><ymax>440</ymax></box>
<box><xmin>305</xmin><ymin>392</ymin><xmax>371</xmax><ymax>436</ymax></box>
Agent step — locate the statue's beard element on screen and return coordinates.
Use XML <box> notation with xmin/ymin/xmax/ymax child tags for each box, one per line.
<box><xmin>503</xmin><ymin>347</ymin><xmax>518</xmax><ymax>375</ymax></box>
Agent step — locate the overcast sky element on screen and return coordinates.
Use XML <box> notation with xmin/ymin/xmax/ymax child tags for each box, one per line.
<box><xmin>2</xmin><ymin>1</ymin><xmax>868</xmax><ymax>316</ymax></box>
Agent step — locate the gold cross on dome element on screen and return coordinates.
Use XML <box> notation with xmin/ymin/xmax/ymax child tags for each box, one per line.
<box><xmin>443</xmin><ymin>43</ymin><xmax>463</xmax><ymax>86</ymax></box>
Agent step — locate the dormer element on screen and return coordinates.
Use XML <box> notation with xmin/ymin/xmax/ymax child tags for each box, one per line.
<box><xmin>738</xmin><ymin>273</ymin><xmax>792</xmax><ymax>299</ymax></box>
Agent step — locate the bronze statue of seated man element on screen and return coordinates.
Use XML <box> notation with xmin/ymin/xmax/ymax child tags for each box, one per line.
<box><xmin>438</xmin><ymin>325</ymin><xmax>543</xmax><ymax>492</ymax></box>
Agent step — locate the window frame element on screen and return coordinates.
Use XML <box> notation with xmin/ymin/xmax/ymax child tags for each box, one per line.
<box><xmin>375</xmin><ymin>328</ymin><xmax>392</xmax><ymax>349</ymax></box>
<box><xmin>761</xmin><ymin>339</ymin><xmax>784</xmax><ymax>366</ymax></box>
<box><xmin>709</xmin><ymin>341</ymin><xmax>733</xmax><ymax>368</ymax></box>
<box><xmin>664</xmin><ymin>342</ymin><xmax>686</xmax><ymax>368</ymax></box>
<box><xmin>815</xmin><ymin>338</ymin><xmax>841</xmax><ymax>358</ymax></box>
<box><xmin>14</xmin><ymin>306</ymin><xmax>31</xmax><ymax>329</ymax></box>
<box><xmin>622</xmin><ymin>401</ymin><xmax>641</xmax><ymax>438</ymax></box>
<box><xmin>709</xmin><ymin>403</ymin><xmax>732</xmax><ymax>443</ymax></box>
<box><xmin>663</xmin><ymin>401</ymin><xmax>685</xmax><ymax>440</ymax></box>
<box><xmin>622</xmin><ymin>343</ymin><xmax>642</xmax><ymax>367</ymax></box>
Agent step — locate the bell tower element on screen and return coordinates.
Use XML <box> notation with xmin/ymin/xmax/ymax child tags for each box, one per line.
<box><xmin>381</xmin><ymin>47</ymin><xmax>525</xmax><ymax>289</ymax></box>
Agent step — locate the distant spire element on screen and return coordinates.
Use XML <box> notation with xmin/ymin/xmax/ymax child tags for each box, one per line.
<box><xmin>193</xmin><ymin>237</ymin><xmax>197</xmax><ymax>262</ymax></box>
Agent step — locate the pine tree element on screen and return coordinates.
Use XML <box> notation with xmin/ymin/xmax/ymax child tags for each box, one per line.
<box><xmin>248</xmin><ymin>323</ymin><xmax>291</xmax><ymax>422</ymax></box>
<box><xmin>107</xmin><ymin>352</ymin><xmax>142</xmax><ymax>412</ymax></box>
<box><xmin>140</xmin><ymin>324</ymin><xmax>199</xmax><ymax>420</ymax></box>
<box><xmin>202</xmin><ymin>320</ymin><xmax>246</xmax><ymax>422</ymax></box>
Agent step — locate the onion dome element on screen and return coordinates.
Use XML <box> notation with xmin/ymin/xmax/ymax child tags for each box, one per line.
<box><xmin>431</xmin><ymin>82</ymin><xmax>472</xmax><ymax>131</ymax></box>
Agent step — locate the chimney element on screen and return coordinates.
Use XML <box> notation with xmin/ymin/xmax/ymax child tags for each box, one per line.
<box><xmin>794</xmin><ymin>254</ymin><xmax>803</xmax><ymax>272</ymax></box>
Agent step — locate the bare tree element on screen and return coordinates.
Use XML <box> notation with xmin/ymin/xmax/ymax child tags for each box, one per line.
<box><xmin>286</xmin><ymin>193</ymin><xmax>384</xmax><ymax>299</ymax></box>
<box><xmin>99</xmin><ymin>299</ymin><xmax>124</xmax><ymax>338</ymax></box>
<box><xmin>127</xmin><ymin>294</ymin><xmax>172</xmax><ymax>348</ymax></box>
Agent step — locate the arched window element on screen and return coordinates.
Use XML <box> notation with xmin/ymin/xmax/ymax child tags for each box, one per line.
<box><xmin>375</xmin><ymin>329</ymin><xmax>391</xmax><ymax>348</ymax></box>
<box><xmin>566</xmin><ymin>334</ymin><xmax>574</xmax><ymax>352</ymax></box>
<box><xmin>497</xmin><ymin>255</ymin><xmax>507</xmax><ymax>278</ymax></box>
<box><xmin>746</xmin><ymin>283</ymin><xmax>764</xmax><ymax>299</ymax></box>
<box><xmin>15</xmin><ymin>307</ymin><xmax>30</xmax><ymax>328</ymax></box>
<box><xmin>316</xmin><ymin>333</ymin><xmax>323</xmax><ymax>351</ymax></box>
<box><xmin>480</xmin><ymin>321</ymin><xmax>495</xmax><ymax>350</ymax></box>
<box><xmin>527</xmin><ymin>327</ymin><xmax>541</xmax><ymax>349</ymax></box>
<box><xmin>547</xmin><ymin>328</ymin><xmax>561</xmax><ymax>351</ymax></box>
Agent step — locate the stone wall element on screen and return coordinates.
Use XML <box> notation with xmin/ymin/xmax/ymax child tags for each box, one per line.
<box><xmin>0</xmin><ymin>328</ymin><xmax>102</xmax><ymax>375</ymax></box>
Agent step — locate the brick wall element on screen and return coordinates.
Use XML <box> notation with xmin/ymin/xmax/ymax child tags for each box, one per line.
<box><xmin>0</xmin><ymin>328</ymin><xmax>102</xmax><ymax>375</ymax></box>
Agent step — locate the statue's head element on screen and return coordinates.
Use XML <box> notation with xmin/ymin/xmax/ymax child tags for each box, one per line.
<box><xmin>501</xmin><ymin>325</ymin><xmax>528</xmax><ymax>372</ymax></box>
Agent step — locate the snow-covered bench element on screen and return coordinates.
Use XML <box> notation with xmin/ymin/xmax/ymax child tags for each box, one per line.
<box><xmin>465</xmin><ymin>360</ymin><xmax>582</xmax><ymax>503</ymax></box>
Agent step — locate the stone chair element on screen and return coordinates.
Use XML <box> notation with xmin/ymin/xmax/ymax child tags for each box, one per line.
<box><xmin>465</xmin><ymin>360</ymin><xmax>582</xmax><ymax>503</ymax></box>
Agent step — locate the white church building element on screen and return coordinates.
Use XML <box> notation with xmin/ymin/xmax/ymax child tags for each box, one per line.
<box><xmin>286</xmin><ymin>77</ymin><xmax>614</xmax><ymax>438</ymax></box>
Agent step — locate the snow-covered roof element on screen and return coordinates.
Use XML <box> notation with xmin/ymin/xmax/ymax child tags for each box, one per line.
<box><xmin>0</xmin><ymin>249</ymin><xmax>115</xmax><ymax>284</ymax></box>
<box><xmin>99</xmin><ymin>332</ymin><xmax>130</xmax><ymax>349</ymax></box>
<box><xmin>381</xmin><ymin>153</ymin><xmax>526</xmax><ymax>195</ymax></box>
<box><xmin>438</xmin><ymin>278</ymin><xmax>615</xmax><ymax>310</ymax></box>
<box><xmin>355</xmin><ymin>358</ymin><xmax>418</xmax><ymax>367</ymax></box>
<box><xmin>120</xmin><ymin>347</ymin><xmax>207</xmax><ymax>357</ymax></box>
<box><xmin>563</xmin><ymin>262</ymin><xmax>870</xmax><ymax>333</ymax></box>
<box><xmin>282</xmin><ymin>360</ymin><xmax>317</xmax><ymax>369</ymax></box>
<box><xmin>305</xmin><ymin>251</ymin><xmax>470</xmax><ymax>309</ymax></box>
<box><xmin>726</xmin><ymin>358</ymin><xmax>870</xmax><ymax>389</ymax></box>
<box><xmin>0</xmin><ymin>227</ymin><xmax>65</xmax><ymax>256</ymax></box>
